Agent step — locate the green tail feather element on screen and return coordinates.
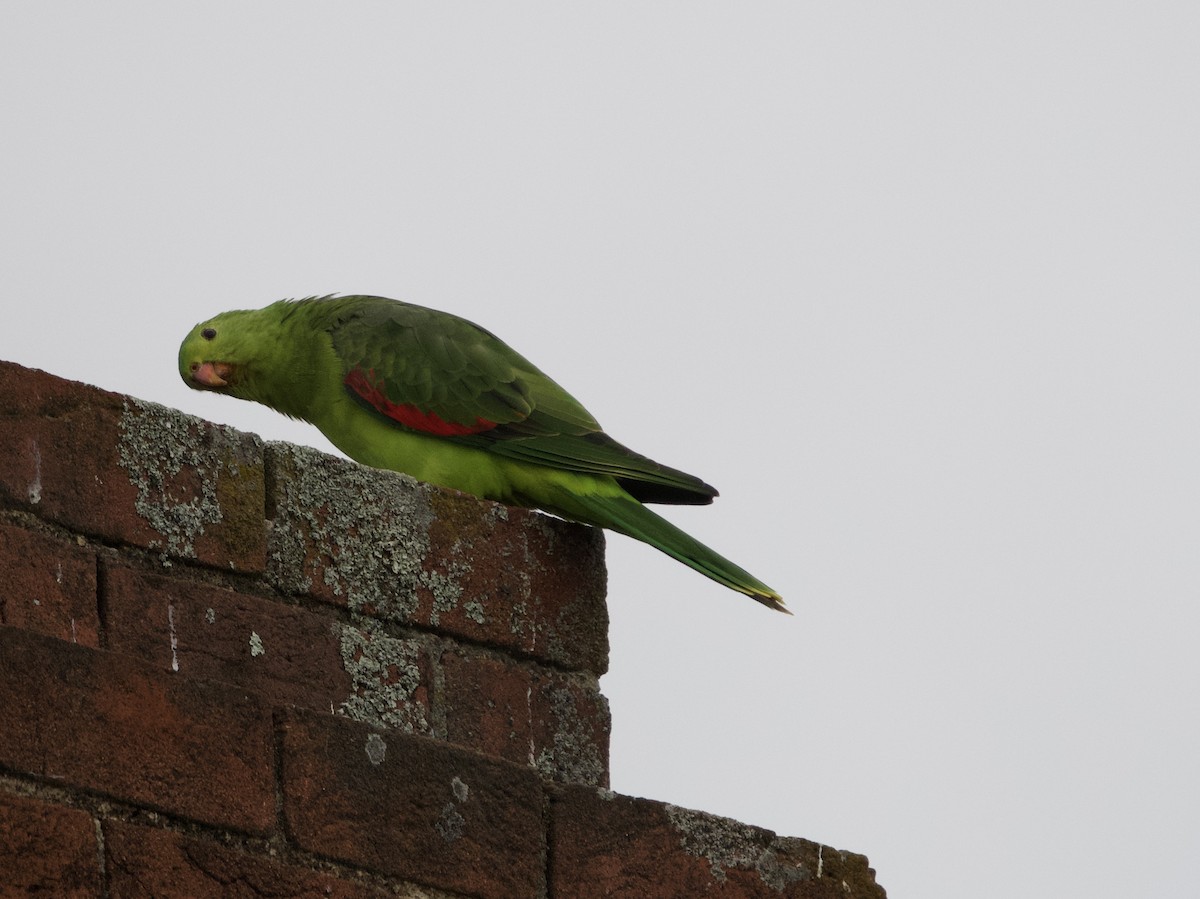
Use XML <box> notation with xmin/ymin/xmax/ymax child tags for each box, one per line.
<box><xmin>546</xmin><ymin>488</ymin><xmax>788</xmax><ymax>614</ymax></box>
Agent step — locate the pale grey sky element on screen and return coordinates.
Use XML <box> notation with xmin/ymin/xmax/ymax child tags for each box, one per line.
<box><xmin>3</xmin><ymin>4</ymin><xmax>1198</xmax><ymax>896</ymax></box>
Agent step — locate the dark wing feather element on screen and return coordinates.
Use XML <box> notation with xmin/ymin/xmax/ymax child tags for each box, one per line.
<box><xmin>319</xmin><ymin>295</ymin><xmax>716</xmax><ymax>504</ymax></box>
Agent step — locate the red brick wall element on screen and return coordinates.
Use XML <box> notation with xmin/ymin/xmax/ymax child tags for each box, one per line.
<box><xmin>0</xmin><ymin>359</ymin><xmax>886</xmax><ymax>898</ymax></box>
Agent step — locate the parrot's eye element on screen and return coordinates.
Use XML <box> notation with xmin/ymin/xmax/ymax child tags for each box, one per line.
<box><xmin>201</xmin><ymin>328</ymin><xmax>217</xmax><ymax>340</ymax></box>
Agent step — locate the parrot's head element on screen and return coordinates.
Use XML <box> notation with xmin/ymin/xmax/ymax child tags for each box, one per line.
<box><xmin>178</xmin><ymin>310</ymin><xmax>257</xmax><ymax>397</ymax></box>
<box><xmin>179</xmin><ymin>300</ymin><xmax>322</xmax><ymax>422</ymax></box>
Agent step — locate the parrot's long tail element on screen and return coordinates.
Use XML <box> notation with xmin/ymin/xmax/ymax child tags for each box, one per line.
<box><xmin>546</xmin><ymin>488</ymin><xmax>788</xmax><ymax>614</ymax></box>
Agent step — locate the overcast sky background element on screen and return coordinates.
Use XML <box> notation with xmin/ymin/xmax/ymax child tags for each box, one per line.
<box><xmin>3</xmin><ymin>4</ymin><xmax>1198</xmax><ymax>897</ymax></box>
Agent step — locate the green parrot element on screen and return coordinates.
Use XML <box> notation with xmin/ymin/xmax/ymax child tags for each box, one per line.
<box><xmin>178</xmin><ymin>295</ymin><xmax>785</xmax><ymax>612</ymax></box>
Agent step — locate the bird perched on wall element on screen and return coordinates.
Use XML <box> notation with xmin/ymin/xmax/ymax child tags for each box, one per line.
<box><xmin>179</xmin><ymin>295</ymin><xmax>785</xmax><ymax>612</ymax></box>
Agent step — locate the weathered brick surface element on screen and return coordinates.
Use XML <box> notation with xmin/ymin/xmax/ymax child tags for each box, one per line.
<box><xmin>280</xmin><ymin>707</ymin><xmax>545</xmax><ymax>899</ymax></box>
<box><xmin>0</xmin><ymin>359</ymin><xmax>886</xmax><ymax>896</ymax></box>
<box><xmin>0</xmin><ymin>793</ymin><xmax>100</xmax><ymax>898</ymax></box>
<box><xmin>442</xmin><ymin>649</ymin><xmax>610</xmax><ymax>786</ymax></box>
<box><xmin>0</xmin><ymin>627</ymin><xmax>276</xmax><ymax>834</ymax></box>
<box><xmin>0</xmin><ymin>361</ymin><xmax>266</xmax><ymax>572</ymax></box>
<box><xmin>103</xmin><ymin>563</ymin><xmax>355</xmax><ymax>712</ymax></box>
<box><xmin>266</xmin><ymin>442</ymin><xmax>608</xmax><ymax>673</ymax></box>
<box><xmin>424</xmin><ymin>488</ymin><xmax>609</xmax><ymax>673</ymax></box>
<box><xmin>103</xmin><ymin>820</ymin><xmax>398</xmax><ymax>899</ymax></box>
<box><xmin>0</xmin><ymin>522</ymin><xmax>98</xmax><ymax>647</ymax></box>
<box><xmin>550</xmin><ymin>786</ymin><xmax>887</xmax><ymax>898</ymax></box>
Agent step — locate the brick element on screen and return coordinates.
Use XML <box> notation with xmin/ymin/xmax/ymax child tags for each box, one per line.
<box><xmin>0</xmin><ymin>793</ymin><xmax>100</xmax><ymax>898</ymax></box>
<box><xmin>103</xmin><ymin>563</ymin><xmax>435</xmax><ymax>733</ymax></box>
<box><xmin>266</xmin><ymin>442</ymin><xmax>609</xmax><ymax>674</ymax></box>
<box><xmin>103</xmin><ymin>820</ymin><xmax>396</xmax><ymax>899</ymax></box>
<box><xmin>103</xmin><ymin>563</ymin><xmax>354</xmax><ymax>713</ymax></box>
<box><xmin>425</xmin><ymin>488</ymin><xmax>609</xmax><ymax>672</ymax></box>
<box><xmin>0</xmin><ymin>522</ymin><xmax>98</xmax><ymax>646</ymax></box>
<box><xmin>281</xmin><ymin>707</ymin><xmax>544</xmax><ymax>899</ymax></box>
<box><xmin>442</xmin><ymin>650</ymin><xmax>609</xmax><ymax>785</ymax></box>
<box><xmin>0</xmin><ymin>361</ymin><xmax>266</xmax><ymax>572</ymax></box>
<box><xmin>0</xmin><ymin>626</ymin><xmax>275</xmax><ymax>834</ymax></box>
<box><xmin>549</xmin><ymin>786</ymin><xmax>887</xmax><ymax>898</ymax></box>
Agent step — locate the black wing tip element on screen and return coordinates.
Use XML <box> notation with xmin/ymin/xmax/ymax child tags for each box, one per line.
<box><xmin>618</xmin><ymin>478</ymin><xmax>718</xmax><ymax>506</ymax></box>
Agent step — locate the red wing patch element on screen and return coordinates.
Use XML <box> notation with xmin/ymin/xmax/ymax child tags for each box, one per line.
<box><xmin>345</xmin><ymin>368</ymin><xmax>497</xmax><ymax>437</ymax></box>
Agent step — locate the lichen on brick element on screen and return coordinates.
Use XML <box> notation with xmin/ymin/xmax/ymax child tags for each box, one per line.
<box><xmin>435</xmin><ymin>801</ymin><xmax>465</xmax><ymax>842</ymax></box>
<box><xmin>436</xmin><ymin>776</ymin><xmax>470</xmax><ymax>842</ymax></box>
<box><xmin>425</xmin><ymin>566</ymin><xmax>467</xmax><ymax>626</ymax></box>
<box><xmin>117</xmin><ymin>400</ymin><xmax>225</xmax><ymax>558</ymax></box>
<box><xmin>260</xmin><ymin>438</ymin><xmax>611</xmax><ymax>674</ymax></box>
<box><xmin>337</xmin><ymin>619</ymin><xmax>430</xmax><ymax>735</ymax></box>
<box><xmin>364</xmin><ymin>732</ymin><xmax>387</xmax><ymax>766</ymax></box>
<box><xmin>117</xmin><ymin>398</ymin><xmax>263</xmax><ymax>564</ymax></box>
<box><xmin>755</xmin><ymin>846</ymin><xmax>814</xmax><ymax>891</ymax></box>
<box><xmin>265</xmin><ymin>442</ymin><xmax>433</xmax><ymax>619</ymax></box>
<box><xmin>534</xmin><ymin>683</ymin><xmax>608</xmax><ymax>786</ymax></box>
<box><xmin>26</xmin><ymin>439</ymin><xmax>42</xmax><ymax>504</ymax></box>
<box><xmin>665</xmin><ymin>805</ymin><xmax>812</xmax><ymax>889</ymax></box>
<box><xmin>507</xmin><ymin>600</ymin><xmax>529</xmax><ymax>636</ymax></box>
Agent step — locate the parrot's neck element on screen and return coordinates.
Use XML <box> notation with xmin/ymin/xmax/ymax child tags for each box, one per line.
<box><xmin>233</xmin><ymin>306</ymin><xmax>337</xmax><ymax>423</ymax></box>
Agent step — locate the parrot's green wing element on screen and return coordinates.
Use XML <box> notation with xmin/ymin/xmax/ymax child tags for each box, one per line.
<box><xmin>324</xmin><ymin>296</ymin><xmax>716</xmax><ymax>505</ymax></box>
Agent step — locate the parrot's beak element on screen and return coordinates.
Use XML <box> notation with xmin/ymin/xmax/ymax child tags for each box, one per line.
<box><xmin>190</xmin><ymin>361</ymin><xmax>232</xmax><ymax>389</ymax></box>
